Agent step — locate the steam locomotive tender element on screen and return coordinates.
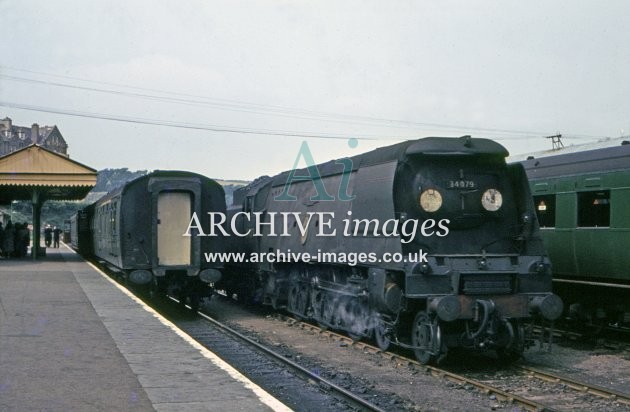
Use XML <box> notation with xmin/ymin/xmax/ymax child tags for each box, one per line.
<box><xmin>71</xmin><ymin>170</ymin><xmax>225</xmax><ymax>309</ymax></box>
<box><xmin>221</xmin><ymin>136</ymin><xmax>563</xmax><ymax>364</ymax></box>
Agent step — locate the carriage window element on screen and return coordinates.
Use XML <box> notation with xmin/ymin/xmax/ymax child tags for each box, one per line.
<box><xmin>534</xmin><ymin>195</ymin><xmax>556</xmax><ymax>228</ymax></box>
<box><xmin>111</xmin><ymin>202</ymin><xmax>117</xmax><ymax>235</ymax></box>
<box><xmin>578</xmin><ymin>190</ymin><xmax>610</xmax><ymax>227</ymax></box>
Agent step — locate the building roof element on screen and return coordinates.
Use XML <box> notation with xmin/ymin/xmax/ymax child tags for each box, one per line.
<box><xmin>0</xmin><ymin>144</ymin><xmax>96</xmax><ymax>204</ymax></box>
<box><xmin>0</xmin><ymin>124</ymin><xmax>63</xmax><ymax>145</ymax></box>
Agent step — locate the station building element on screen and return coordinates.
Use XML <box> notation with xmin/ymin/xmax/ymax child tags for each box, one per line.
<box><xmin>1</xmin><ymin>116</ymin><xmax>69</xmax><ymax>157</ymax></box>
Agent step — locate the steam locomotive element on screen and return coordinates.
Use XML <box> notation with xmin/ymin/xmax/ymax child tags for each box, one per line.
<box><xmin>71</xmin><ymin>170</ymin><xmax>225</xmax><ymax>310</ymax></box>
<box><xmin>219</xmin><ymin>136</ymin><xmax>563</xmax><ymax>364</ymax></box>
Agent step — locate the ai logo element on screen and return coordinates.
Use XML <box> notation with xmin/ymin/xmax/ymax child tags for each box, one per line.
<box><xmin>274</xmin><ymin>138</ymin><xmax>358</xmax><ymax>202</ymax></box>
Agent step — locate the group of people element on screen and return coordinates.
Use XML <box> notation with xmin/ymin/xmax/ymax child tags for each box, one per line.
<box><xmin>0</xmin><ymin>220</ymin><xmax>30</xmax><ymax>258</ymax></box>
<box><xmin>0</xmin><ymin>221</ymin><xmax>64</xmax><ymax>259</ymax></box>
<box><xmin>44</xmin><ymin>225</ymin><xmax>63</xmax><ymax>248</ymax></box>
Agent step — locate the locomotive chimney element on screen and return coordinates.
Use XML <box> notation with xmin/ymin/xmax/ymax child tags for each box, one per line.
<box><xmin>31</xmin><ymin>123</ymin><xmax>39</xmax><ymax>145</ymax></box>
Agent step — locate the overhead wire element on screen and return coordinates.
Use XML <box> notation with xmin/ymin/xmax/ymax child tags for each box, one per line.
<box><xmin>0</xmin><ymin>65</ymin><xmax>604</xmax><ymax>142</ymax></box>
<box><xmin>0</xmin><ymin>100</ymin><xmax>405</xmax><ymax>141</ymax></box>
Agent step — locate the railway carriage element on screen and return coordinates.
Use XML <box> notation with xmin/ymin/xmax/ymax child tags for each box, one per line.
<box><xmin>221</xmin><ymin>136</ymin><xmax>562</xmax><ymax>364</ymax></box>
<box><xmin>70</xmin><ymin>208</ymin><xmax>92</xmax><ymax>255</ymax></box>
<box><xmin>72</xmin><ymin>170</ymin><xmax>225</xmax><ymax>309</ymax></box>
<box><xmin>521</xmin><ymin>141</ymin><xmax>630</xmax><ymax>328</ymax></box>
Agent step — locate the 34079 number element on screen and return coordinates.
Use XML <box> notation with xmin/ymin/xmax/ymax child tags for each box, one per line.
<box><xmin>446</xmin><ymin>180</ymin><xmax>476</xmax><ymax>189</ymax></box>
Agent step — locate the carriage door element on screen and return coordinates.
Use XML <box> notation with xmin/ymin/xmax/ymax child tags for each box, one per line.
<box><xmin>157</xmin><ymin>192</ymin><xmax>192</xmax><ymax>266</ymax></box>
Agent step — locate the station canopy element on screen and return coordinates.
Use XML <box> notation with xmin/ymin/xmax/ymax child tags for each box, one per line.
<box><xmin>0</xmin><ymin>144</ymin><xmax>96</xmax><ymax>204</ymax></box>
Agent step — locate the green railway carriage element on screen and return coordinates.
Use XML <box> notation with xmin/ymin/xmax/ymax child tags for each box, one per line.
<box><xmin>521</xmin><ymin>142</ymin><xmax>630</xmax><ymax>326</ymax></box>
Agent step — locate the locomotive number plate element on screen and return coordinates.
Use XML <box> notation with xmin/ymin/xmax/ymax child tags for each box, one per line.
<box><xmin>446</xmin><ymin>180</ymin><xmax>476</xmax><ymax>189</ymax></box>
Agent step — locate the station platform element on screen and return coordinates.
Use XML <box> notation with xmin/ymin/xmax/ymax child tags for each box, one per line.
<box><xmin>0</xmin><ymin>246</ymin><xmax>289</xmax><ymax>411</ymax></box>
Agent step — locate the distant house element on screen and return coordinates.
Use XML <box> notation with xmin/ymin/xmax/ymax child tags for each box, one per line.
<box><xmin>0</xmin><ymin>117</ymin><xmax>69</xmax><ymax>157</ymax></box>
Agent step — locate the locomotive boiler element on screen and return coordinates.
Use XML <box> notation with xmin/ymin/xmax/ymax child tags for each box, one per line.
<box><xmin>220</xmin><ymin>136</ymin><xmax>562</xmax><ymax>364</ymax></box>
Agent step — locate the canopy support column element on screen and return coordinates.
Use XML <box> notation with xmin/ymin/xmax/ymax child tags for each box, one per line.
<box><xmin>31</xmin><ymin>189</ymin><xmax>42</xmax><ymax>260</ymax></box>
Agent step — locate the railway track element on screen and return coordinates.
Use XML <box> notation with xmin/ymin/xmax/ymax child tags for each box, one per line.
<box><xmin>94</xmin><ymin>257</ymin><xmax>630</xmax><ymax>411</ymax></box>
<box><xmin>519</xmin><ymin>365</ymin><xmax>630</xmax><ymax>406</ymax></box>
<box><xmin>531</xmin><ymin>324</ymin><xmax>630</xmax><ymax>353</ymax></box>
<box><xmin>162</xmin><ymin>296</ymin><xmax>389</xmax><ymax>412</ymax></box>
<box><xmin>90</xmin><ymin>257</ymin><xmax>395</xmax><ymax>411</ymax></box>
<box><xmin>276</xmin><ymin>314</ymin><xmax>630</xmax><ymax>411</ymax></box>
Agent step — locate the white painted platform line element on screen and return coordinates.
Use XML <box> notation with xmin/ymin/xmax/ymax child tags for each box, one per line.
<box><xmin>64</xmin><ymin>244</ymin><xmax>292</xmax><ymax>412</ymax></box>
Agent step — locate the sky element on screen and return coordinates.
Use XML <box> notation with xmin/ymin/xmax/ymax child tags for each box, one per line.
<box><xmin>1</xmin><ymin>0</ymin><xmax>629</xmax><ymax>180</ymax></box>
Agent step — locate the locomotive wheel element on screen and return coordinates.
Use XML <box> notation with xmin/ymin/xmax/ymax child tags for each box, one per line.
<box><xmin>310</xmin><ymin>290</ymin><xmax>327</xmax><ymax>329</ymax></box>
<box><xmin>496</xmin><ymin>320</ymin><xmax>525</xmax><ymax>363</ymax></box>
<box><xmin>288</xmin><ymin>284</ymin><xmax>308</xmax><ymax>319</ymax></box>
<box><xmin>266</xmin><ymin>275</ymin><xmax>285</xmax><ymax>310</ymax></box>
<box><xmin>343</xmin><ymin>298</ymin><xmax>370</xmax><ymax>341</ymax></box>
<box><xmin>310</xmin><ymin>290</ymin><xmax>323</xmax><ymax>320</ymax></box>
<box><xmin>373</xmin><ymin>317</ymin><xmax>392</xmax><ymax>351</ymax></box>
<box><xmin>287</xmin><ymin>285</ymin><xmax>298</xmax><ymax>317</ymax></box>
<box><xmin>412</xmin><ymin>311</ymin><xmax>439</xmax><ymax>365</ymax></box>
<box><xmin>270</xmin><ymin>295</ymin><xmax>282</xmax><ymax>310</ymax></box>
<box><xmin>318</xmin><ymin>293</ymin><xmax>335</xmax><ymax>330</ymax></box>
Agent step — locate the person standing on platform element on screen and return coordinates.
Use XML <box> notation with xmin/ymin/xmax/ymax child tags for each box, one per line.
<box><xmin>0</xmin><ymin>222</ymin><xmax>4</xmax><ymax>257</ymax></box>
<box><xmin>3</xmin><ymin>221</ymin><xmax>15</xmax><ymax>258</ymax></box>
<box><xmin>44</xmin><ymin>225</ymin><xmax>52</xmax><ymax>248</ymax></box>
<box><xmin>17</xmin><ymin>223</ymin><xmax>30</xmax><ymax>257</ymax></box>
<box><xmin>53</xmin><ymin>226</ymin><xmax>62</xmax><ymax>248</ymax></box>
<box><xmin>14</xmin><ymin>223</ymin><xmax>23</xmax><ymax>257</ymax></box>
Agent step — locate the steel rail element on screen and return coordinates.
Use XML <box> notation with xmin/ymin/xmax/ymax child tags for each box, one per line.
<box><xmin>516</xmin><ymin>365</ymin><xmax>630</xmax><ymax>406</ymax></box>
<box><xmin>88</xmin><ymin>255</ymin><xmax>387</xmax><ymax>412</ymax></box>
<box><xmin>278</xmin><ymin>316</ymin><xmax>549</xmax><ymax>412</ymax></box>
<box><xmin>531</xmin><ymin>324</ymin><xmax>630</xmax><ymax>352</ymax></box>
<box><xmin>168</xmin><ymin>297</ymin><xmax>388</xmax><ymax>412</ymax></box>
<box><xmin>87</xmin><ymin>255</ymin><xmax>628</xmax><ymax>411</ymax></box>
<box><xmin>285</xmin><ymin>314</ymin><xmax>630</xmax><ymax>409</ymax></box>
